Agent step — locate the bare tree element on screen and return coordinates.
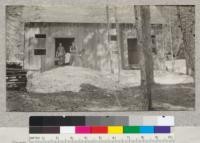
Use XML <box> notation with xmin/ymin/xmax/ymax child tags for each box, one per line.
<box><xmin>106</xmin><ymin>5</ymin><xmax>114</xmax><ymax>74</ymax></box>
<box><xmin>6</xmin><ymin>6</ymin><xmax>24</xmax><ymax>62</ymax></box>
<box><xmin>134</xmin><ymin>6</ymin><xmax>154</xmax><ymax>110</ymax></box>
<box><xmin>177</xmin><ymin>6</ymin><xmax>195</xmax><ymax>78</ymax></box>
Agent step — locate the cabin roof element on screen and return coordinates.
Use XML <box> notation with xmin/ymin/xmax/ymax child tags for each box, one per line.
<box><xmin>8</xmin><ymin>5</ymin><xmax>166</xmax><ymax>24</ymax></box>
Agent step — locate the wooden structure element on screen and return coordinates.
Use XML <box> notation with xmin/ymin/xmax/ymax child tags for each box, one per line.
<box><xmin>6</xmin><ymin>62</ymin><xmax>27</xmax><ymax>90</ymax></box>
<box><xmin>6</xmin><ymin>5</ymin><xmax>166</xmax><ymax>72</ymax></box>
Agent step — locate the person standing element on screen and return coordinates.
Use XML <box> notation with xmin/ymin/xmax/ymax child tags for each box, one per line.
<box><xmin>65</xmin><ymin>52</ymin><xmax>71</xmax><ymax>65</ymax></box>
<box><xmin>56</xmin><ymin>43</ymin><xmax>65</xmax><ymax>65</ymax></box>
<box><xmin>69</xmin><ymin>42</ymin><xmax>76</xmax><ymax>65</ymax></box>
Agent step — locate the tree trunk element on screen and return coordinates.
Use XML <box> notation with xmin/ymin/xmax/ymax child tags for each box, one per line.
<box><xmin>134</xmin><ymin>6</ymin><xmax>154</xmax><ymax>110</ymax></box>
<box><xmin>169</xmin><ymin>9</ymin><xmax>175</xmax><ymax>72</ymax></box>
<box><xmin>106</xmin><ymin>5</ymin><xmax>114</xmax><ymax>74</ymax></box>
<box><xmin>115</xmin><ymin>7</ymin><xmax>121</xmax><ymax>82</ymax></box>
<box><xmin>177</xmin><ymin>6</ymin><xmax>195</xmax><ymax>78</ymax></box>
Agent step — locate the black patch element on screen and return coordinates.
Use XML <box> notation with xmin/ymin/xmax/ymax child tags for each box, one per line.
<box><xmin>110</xmin><ymin>35</ymin><xmax>117</xmax><ymax>41</ymax></box>
<box><xmin>35</xmin><ymin>34</ymin><xmax>46</xmax><ymax>38</ymax></box>
<box><xmin>34</xmin><ymin>49</ymin><xmax>46</xmax><ymax>55</ymax></box>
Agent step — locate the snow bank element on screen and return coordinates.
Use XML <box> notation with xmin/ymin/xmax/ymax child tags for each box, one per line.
<box><xmin>154</xmin><ymin>71</ymin><xmax>194</xmax><ymax>84</ymax></box>
<box><xmin>165</xmin><ymin>59</ymin><xmax>186</xmax><ymax>74</ymax></box>
<box><xmin>27</xmin><ymin>66</ymin><xmax>193</xmax><ymax>93</ymax></box>
<box><xmin>27</xmin><ymin>66</ymin><xmax>140</xmax><ymax>93</ymax></box>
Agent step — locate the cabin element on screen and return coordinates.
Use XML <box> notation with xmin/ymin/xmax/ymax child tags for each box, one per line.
<box><xmin>6</xmin><ymin>5</ymin><xmax>166</xmax><ymax>72</ymax></box>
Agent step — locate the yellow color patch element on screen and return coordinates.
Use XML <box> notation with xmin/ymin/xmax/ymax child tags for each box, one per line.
<box><xmin>108</xmin><ymin>126</ymin><xmax>123</xmax><ymax>134</ymax></box>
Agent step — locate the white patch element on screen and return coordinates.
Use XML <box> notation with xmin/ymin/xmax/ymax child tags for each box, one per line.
<box><xmin>83</xmin><ymin>33</ymin><xmax>94</xmax><ymax>43</ymax></box>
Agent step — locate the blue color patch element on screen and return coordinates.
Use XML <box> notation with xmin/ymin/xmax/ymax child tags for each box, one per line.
<box><xmin>140</xmin><ymin>126</ymin><xmax>154</xmax><ymax>133</ymax></box>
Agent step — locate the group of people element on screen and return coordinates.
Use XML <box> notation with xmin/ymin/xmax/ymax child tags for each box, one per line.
<box><xmin>56</xmin><ymin>42</ymin><xmax>76</xmax><ymax>66</ymax></box>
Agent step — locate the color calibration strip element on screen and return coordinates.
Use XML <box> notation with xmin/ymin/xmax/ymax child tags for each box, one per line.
<box><xmin>29</xmin><ymin>116</ymin><xmax>174</xmax><ymax>143</ymax></box>
<box><xmin>29</xmin><ymin>116</ymin><xmax>173</xmax><ymax>134</ymax></box>
<box><xmin>30</xmin><ymin>125</ymin><xmax>171</xmax><ymax>134</ymax></box>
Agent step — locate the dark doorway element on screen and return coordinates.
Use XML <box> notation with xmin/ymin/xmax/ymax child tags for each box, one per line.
<box><xmin>55</xmin><ymin>38</ymin><xmax>75</xmax><ymax>65</ymax></box>
<box><xmin>55</xmin><ymin>38</ymin><xmax>75</xmax><ymax>56</ymax></box>
<box><xmin>127</xmin><ymin>38</ymin><xmax>139</xmax><ymax>65</ymax></box>
<box><xmin>151</xmin><ymin>35</ymin><xmax>157</xmax><ymax>55</ymax></box>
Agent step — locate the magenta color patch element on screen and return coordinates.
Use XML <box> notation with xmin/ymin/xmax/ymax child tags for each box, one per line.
<box><xmin>75</xmin><ymin>126</ymin><xmax>91</xmax><ymax>134</ymax></box>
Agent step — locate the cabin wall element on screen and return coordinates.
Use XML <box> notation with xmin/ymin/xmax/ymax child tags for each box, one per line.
<box><xmin>120</xmin><ymin>24</ymin><xmax>137</xmax><ymax>68</ymax></box>
<box><xmin>6</xmin><ymin>5</ymin><xmax>167</xmax><ymax>71</ymax></box>
<box><xmin>24</xmin><ymin>23</ymin><xmax>165</xmax><ymax>72</ymax></box>
<box><xmin>120</xmin><ymin>24</ymin><xmax>164</xmax><ymax>69</ymax></box>
<box><xmin>25</xmin><ymin>23</ymin><xmax>111</xmax><ymax>71</ymax></box>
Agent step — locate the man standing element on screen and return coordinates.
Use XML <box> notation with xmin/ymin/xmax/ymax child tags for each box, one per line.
<box><xmin>56</xmin><ymin>43</ymin><xmax>65</xmax><ymax>65</ymax></box>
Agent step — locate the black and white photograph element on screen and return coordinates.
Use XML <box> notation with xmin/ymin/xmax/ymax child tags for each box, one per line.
<box><xmin>6</xmin><ymin>5</ymin><xmax>195</xmax><ymax>111</ymax></box>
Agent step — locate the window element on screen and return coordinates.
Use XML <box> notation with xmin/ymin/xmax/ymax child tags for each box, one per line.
<box><xmin>35</xmin><ymin>34</ymin><xmax>46</xmax><ymax>38</ymax></box>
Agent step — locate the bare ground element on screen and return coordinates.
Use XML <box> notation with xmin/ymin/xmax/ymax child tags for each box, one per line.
<box><xmin>6</xmin><ymin>83</ymin><xmax>195</xmax><ymax>112</ymax></box>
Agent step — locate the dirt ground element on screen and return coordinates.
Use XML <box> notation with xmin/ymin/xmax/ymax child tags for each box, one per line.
<box><xmin>7</xmin><ymin>83</ymin><xmax>195</xmax><ymax>112</ymax></box>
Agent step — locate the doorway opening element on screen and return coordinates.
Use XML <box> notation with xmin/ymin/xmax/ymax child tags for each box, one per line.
<box><xmin>127</xmin><ymin>38</ymin><xmax>140</xmax><ymax>67</ymax></box>
<box><xmin>55</xmin><ymin>37</ymin><xmax>75</xmax><ymax>66</ymax></box>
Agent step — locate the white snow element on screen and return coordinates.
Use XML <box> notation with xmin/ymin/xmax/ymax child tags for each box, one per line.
<box><xmin>27</xmin><ymin>66</ymin><xmax>194</xmax><ymax>93</ymax></box>
<box><xmin>165</xmin><ymin>59</ymin><xmax>187</xmax><ymax>74</ymax></box>
<box><xmin>27</xmin><ymin>66</ymin><xmax>140</xmax><ymax>93</ymax></box>
<box><xmin>154</xmin><ymin>70</ymin><xmax>194</xmax><ymax>84</ymax></box>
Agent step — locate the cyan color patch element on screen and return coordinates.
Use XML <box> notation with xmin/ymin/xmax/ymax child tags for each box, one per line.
<box><xmin>140</xmin><ymin>126</ymin><xmax>154</xmax><ymax>133</ymax></box>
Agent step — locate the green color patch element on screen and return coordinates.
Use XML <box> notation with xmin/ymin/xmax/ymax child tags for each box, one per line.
<box><xmin>123</xmin><ymin>126</ymin><xmax>140</xmax><ymax>133</ymax></box>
